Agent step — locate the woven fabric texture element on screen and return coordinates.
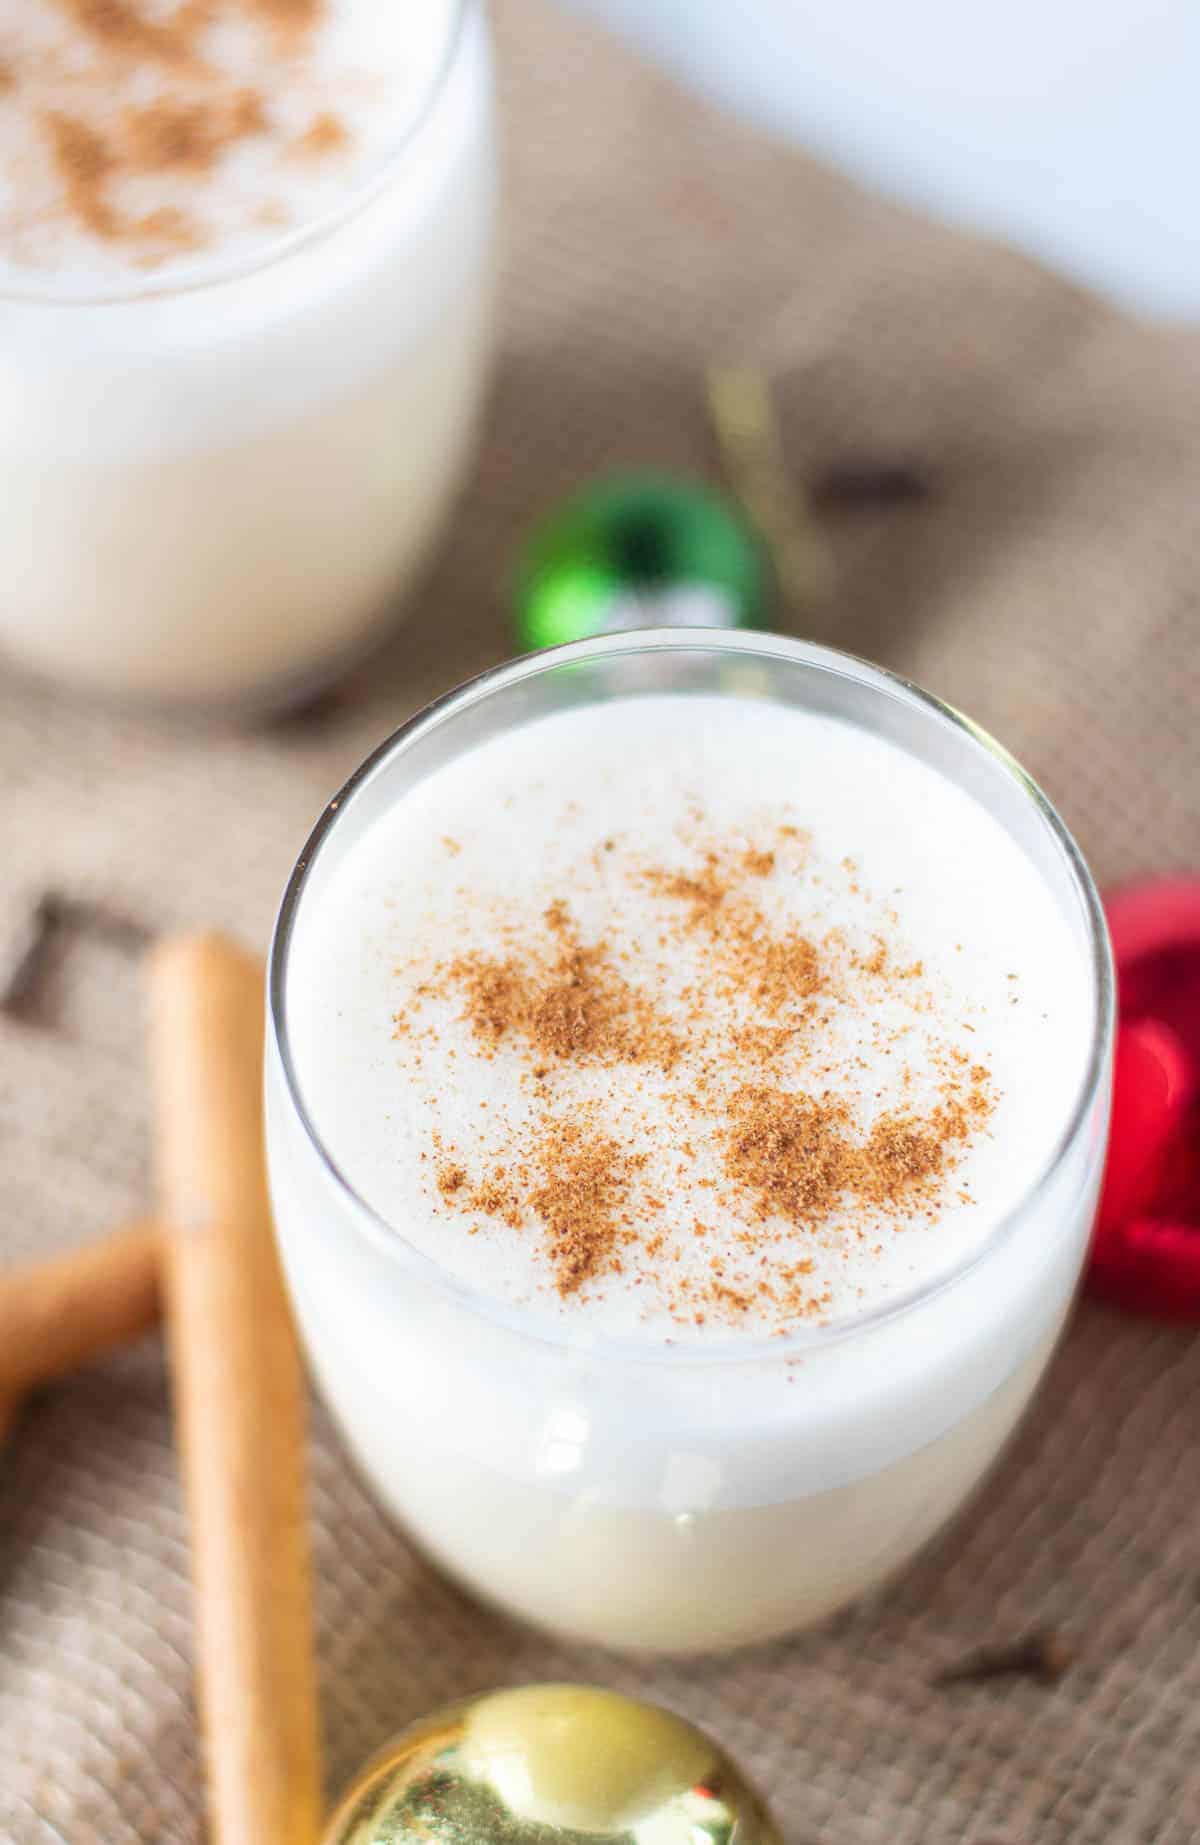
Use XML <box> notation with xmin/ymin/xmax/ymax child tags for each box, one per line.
<box><xmin>2</xmin><ymin>2</ymin><xmax>1199</xmax><ymax>1840</ymax></box>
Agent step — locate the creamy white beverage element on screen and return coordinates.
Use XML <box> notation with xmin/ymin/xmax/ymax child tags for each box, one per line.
<box><xmin>267</xmin><ymin>634</ymin><xmax>1112</xmax><ymax>1651</ymax></box>
<box><xmin>0</xmin><ymin>0</ymin><xmax>493</xmax><ymax>704</ymax></box>
<box><xmin>293</xmin><ymin>698</ymin><xmax>1085</xmax><ymax>1331</ymax></box>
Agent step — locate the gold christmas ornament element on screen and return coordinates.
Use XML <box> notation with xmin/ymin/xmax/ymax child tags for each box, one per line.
<box><xmin>323</xmin><ymin>1684</ymin><xmax>782</xmax><ymax>1845</ymax></box>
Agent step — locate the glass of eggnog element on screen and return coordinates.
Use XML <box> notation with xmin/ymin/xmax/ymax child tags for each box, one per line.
<box><xmin>267</xmin><ymin>630</ymin><xmax>1113</xmax><ymax>1652</ymax></box>
<box><xmin>0</xmin><ymin>0</ymin><xmax>494</xmax><ymax>708</ymax></box>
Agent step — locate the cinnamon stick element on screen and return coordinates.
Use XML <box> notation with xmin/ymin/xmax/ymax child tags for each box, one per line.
<box><xmin>0</xmin><ymin>1218</ymin><xmax>161</xmax><ymax>1396</ymax></box>
<box><xmin>149</xmin><ymin>933</ymin><xmax>321</xmax><ymax>1845</ymax></box>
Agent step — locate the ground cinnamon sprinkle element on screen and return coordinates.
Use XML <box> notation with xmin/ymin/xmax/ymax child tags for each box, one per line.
<box><xmin>42</xmin><ymin>112</ymin><xmax>118</xmax><ymax>239</ymax></box>
<box><xmin>123</xmin><ymin>99</ymin><xmax>235</xmax><ymax>174</ymax></box>
<box><xmin>644</xmin><ymin>854</ymin><xmax>729</xmax><ymax>928</ymax></box>
<box><xmin>56</xmin><ymin>0</ymin><xmax>200</xmax><ymax>67</ymax></box>
<box><xmin>293</xmin><ymin>109</ymin><xmax>347</xmax><ymax>157</ymax></box>
<box><xmin>753</xmin><ymin>931</ymin><xmax>823</xmax><ymax>1007</ymax></box>
<box><xmin>22</xmin><ymin>0</ymin><xmax>347</xmax><ymax>259</ymax></box>
<box><xmin>435</xmin><ymin>1163</ymin><xmax>467</xmax><ymax>1198</ymax></box>
<box><xmin>413</xmin><ymin>818</ymin><xmax>1001</xmax><ymax>1329</ymax></box>
<box><xmin>42</xmin><ymin>86</ymin><xmax>269</xmax><ymax>248</ymax></box>
<box><xmin>131</xmin><ymin>202</ymin><xmax>205</xmax><ymax>250</ymax></box>
<box><xmin>529</xmin><ymin>1120</ymin><xmax>639</xmax><ymax>1295</ymax></box>
<box><xmin>437</xmin><ymin>905</ymin><xmax>679</xmax><ymax>1071</ymax></box>
<box><xmin>725</xmin><ymin>1090</ymin><xmax>862</xmax><ymax>1225</ymax></box>
<box><xmin>435</xmin><ymin>1158</ymin><xmax>521</xmax><ymax>1228</ymax></box>
<box><xmin>724</xmin><ymin>1074</ymin><xmax>993</xmax><ymax>1228</ymax></box>
<box><xmin>58</xmin><ymin>0</ymin><xmax>319</xmax><ymax>55</ymax></box>
<box><xmin>436</xmin><ymin>1117</ymin><xmax>640</xmax><ymax>1297</ymax></box>
<box><xmin>246</xmin><ymin>0</ymin><xmax>322</xmax><ymax>33</ymax></box>
<box><xmin>235</xmin><ymin>86</ymin><xmax>268</xmax><ymax>132</ymax></box>
<box><xmin>645</xmin><ymin>845</ymin><xmax>826</xmax><ymax>1014</ymax></box>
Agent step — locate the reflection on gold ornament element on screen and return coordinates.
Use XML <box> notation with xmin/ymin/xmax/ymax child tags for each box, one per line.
<box><xmin>324</xmin><ymin>1684</ymin><xmax>782</xmax><ymax>1845</ymax></box>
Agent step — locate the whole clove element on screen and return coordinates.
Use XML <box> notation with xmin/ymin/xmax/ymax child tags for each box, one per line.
<box><xmin>932</xmin><ymin>1627</ymin><xmax>1075</xmax><ymax>1688</ymax></box>
<box><xmin>810</xmin><ymin>460</ymin><xmax>934</xmax><ymax>510</ymax></box>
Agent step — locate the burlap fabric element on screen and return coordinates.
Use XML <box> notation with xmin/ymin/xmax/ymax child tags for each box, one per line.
<box><xmin>3</xmin><ymin>2</ymin><xmax>1199</xmax><ymax>1838</ymax></box>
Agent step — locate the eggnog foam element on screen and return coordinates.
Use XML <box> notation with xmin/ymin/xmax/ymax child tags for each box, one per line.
<box><xmin>0</xmin><ymin>0</ymin><xmax>460</xmax><ymax>288</ymax></box>
<box><xmin>286</xmin><ymin>693</ymin><xmax>1093</xmax><ymax>1343</ymax></box>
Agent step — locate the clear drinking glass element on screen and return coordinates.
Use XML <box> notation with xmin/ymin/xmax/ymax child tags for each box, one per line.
<box><xmin>266</xmin><ymin>631</ymin><xmax>1114</xmax><ymax>1653</ymax></box>
<box><xmin>0</xmin><ymin>2</ymin><xmax>494</xmax><ymax>711</ymax></box>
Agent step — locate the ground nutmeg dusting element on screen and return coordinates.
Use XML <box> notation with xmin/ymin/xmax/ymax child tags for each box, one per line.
<box><xmin>401</xmin><ymin>819</ymin><xmax>998</xmax><ymax>1328</ymax></box>
<box><xmin>8</xmin><ymin>0</ymin><xmax>353</xmax><ymax>262</ymax></box>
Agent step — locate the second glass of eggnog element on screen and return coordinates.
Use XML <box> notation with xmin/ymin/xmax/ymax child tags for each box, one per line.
<box><xmin>0</xmin><ymin>0</ymin><xmax>493</xmax><ymax>709</ymax></box>
<box><xmin>267</xmin><ymin>631</ymin><xmax>1113</xmax><ymax>1653</ymax></box>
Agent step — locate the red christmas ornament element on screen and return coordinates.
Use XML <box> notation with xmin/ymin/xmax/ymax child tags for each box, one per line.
<box><xmin>1090</xmin><ymin>880</ymin><xmax>1200</xmax><ymax>1320</ymax></box>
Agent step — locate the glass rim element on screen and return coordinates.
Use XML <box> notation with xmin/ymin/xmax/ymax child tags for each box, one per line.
<box><xmin>0</xmin><ymin>0</ymin><xmax>471</xmax><ymax>309</ymax></box>
<box><xmin>267</xmin><ymin>628</ymin><xmax>1115</xmax><ymax>1370</ymax></box>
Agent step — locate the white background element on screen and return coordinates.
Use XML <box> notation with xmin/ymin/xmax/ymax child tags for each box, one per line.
<box><xmin>565</xmin><ymin>0</ymin><xmax>1200</xmax><ymax>319</ymax></box>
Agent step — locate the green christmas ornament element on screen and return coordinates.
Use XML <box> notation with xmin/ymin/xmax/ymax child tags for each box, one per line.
<box><xmin>323</xmin><ymin>1684</ymin><xmax>782</xmax><ymax>1845</ymax></box>
<box><xmin>513</xmin><ymin>474</ymin><xmax>769</xmax><ymax>652</ymax></box>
